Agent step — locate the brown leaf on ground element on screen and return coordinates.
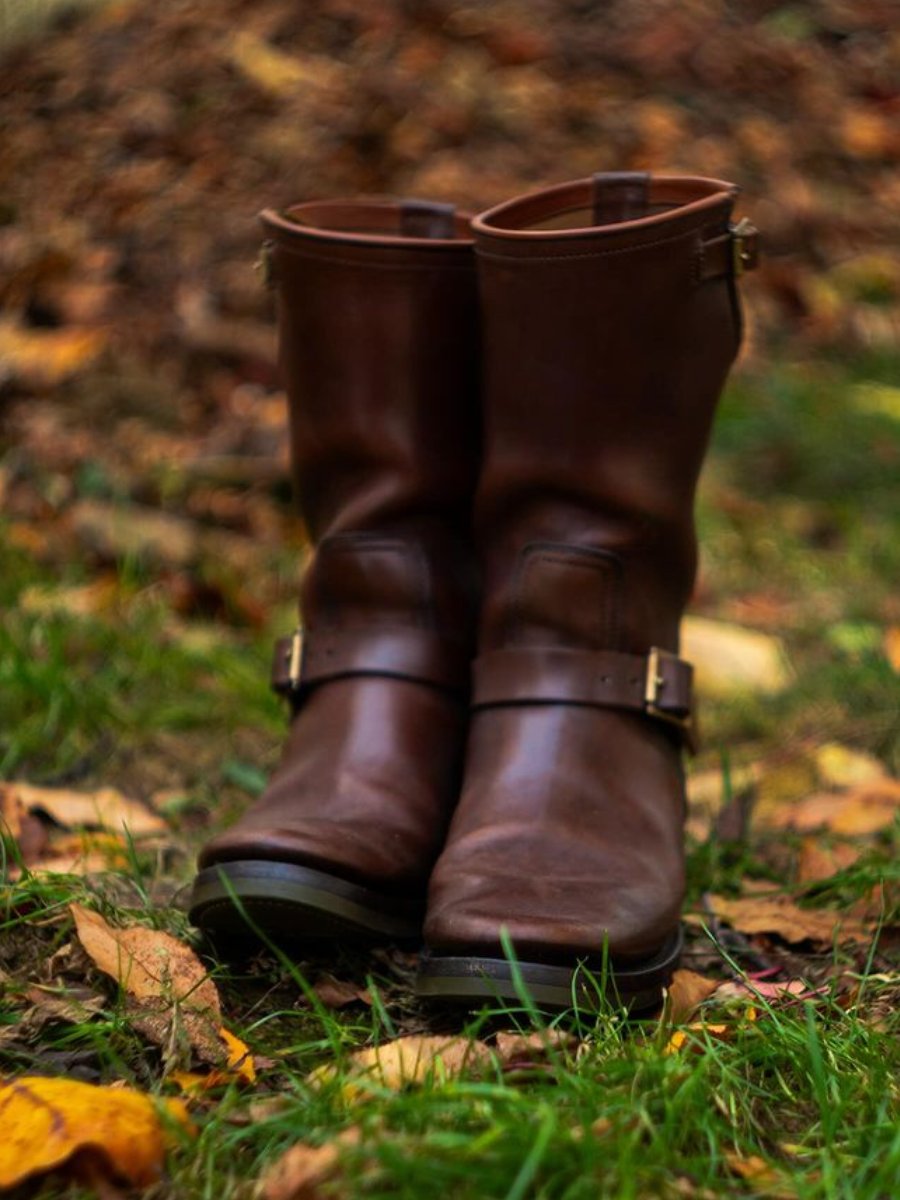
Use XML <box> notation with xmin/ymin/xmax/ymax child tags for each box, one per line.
<box><xmin>70</xmin><ymin>904</ymin><xmax>234</xmax><ymax>1066</ymax></box>
<box><xmin>767</xmin><ymin>778</ymin><xmax>900</xmax><ymax>835</ymax></box>
<box><xmin>0</xmin><ymin>1076</ymin><xmax>192</xmax><ymax>1191</ymax></box>
<box><xmin>723</xmin><ymin>1151</ymin><xmax>783</xmax><ymax>1188</ymax></box>
<box><xmin>493</xmin><ymin>1028</ymin><xmax>579</xmax><ymax>1069</ymax></box>
<box><xmin>706</xmin><ymin>893</ymin><xmax>869</xmax><ymax>946</ymax></box>
<box><xmin>23</xmin><ymin>984</ymin><xmax>106</xmax><ymax>1027</ymax></box>
<box><xmin>312</xmin><ymin>975</ymin><xmax>372</xmax><ymax>1010</ymax></box>
<box><xmin>797</xmin><ymin>839</ymin><xmax>862</xmax><ymax>884</ymax></box>
<box><xmin>663</xmin><ymin>969</ymin><xmax>722</xmax><ymax>1024</ymax></box>
<box><xmin>260</xmin><ymin>1128</ymin><xmax>360</xmax><ymax>1200</ymax></box>
<box><xmin>2</xmin><ymin>781</ymin><xmax>167</xmax><ymax>839</ymax></box>
<box><xmin>312</xmin><ymin>1035</ymin><xmax>491</xmax><ymax>1094</ymax></box>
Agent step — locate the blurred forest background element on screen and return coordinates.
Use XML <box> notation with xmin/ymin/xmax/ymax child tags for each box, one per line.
<box><xmin>2</xmin><ymin>0</ymin><xmax>899</xmax><ymax>410</ymax></box>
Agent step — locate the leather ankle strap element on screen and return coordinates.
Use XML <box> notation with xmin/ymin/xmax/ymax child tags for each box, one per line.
<box><xmin>472</xmin><ymin>646</ymin><xmax>696</xmax><ymax>748</ymax></box>
<box><xmin>272</xmin><ymin>628</ymin><xmax>468</xmax><ymax>698</ymax></box>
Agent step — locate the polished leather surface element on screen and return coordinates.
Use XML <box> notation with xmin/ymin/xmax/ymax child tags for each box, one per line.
<box><xmin>425</xmin><ymin>174</ymin><xmax>747</xmax><ymax>960</ymax></box>
<box><xmin>198</xmin><ymin>199</ymin><xmax>479</xmax><ymax>894</ymax></box>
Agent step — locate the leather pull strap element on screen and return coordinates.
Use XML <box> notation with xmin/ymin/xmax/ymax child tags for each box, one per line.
<box><xmin>400</xmin><ymin>199</ymin><xmax>457</xmax><ymax>239</ymax></box>
<box><xmin>473</xmin><ymin>645</ymin><xmax>696</xmax><ymax>749</ymax></box>
<box><xmin>272</xmin><ymin>627</ymin><xmax>468</xmax><ymax>698</ymax></box>
<box><xmin>592</xmin><ymin>172</ymin><xmax>650</xmax><ymax>225</ymax></box>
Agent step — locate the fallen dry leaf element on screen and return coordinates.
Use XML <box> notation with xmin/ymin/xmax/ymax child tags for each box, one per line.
<box><xmin>663</xmin><ymin>969</ymin><xmax>722</xmax><ymax>1024</ymax></box>
<box><xmin>664</xmin><ymin>1022</ymin><xmax>734</xmax><ymax>1055</ymax></box>
<box><xmin>0</xmin><ymin>1076</ymin><xmax>191</xmax><ymax>1190</ymax></box>
<box><xmin>260</xmin><ymin>1127</ymin><xmax>360</xmax><ymax>1200</ymax></box>
<box><xmin>715</xmin><ymin>978</ymin><xmax>813</xmax><ymax>1004</ymax></box>
<box><xmin>312</xmin><ymin>975</ymin><xmax>372</xmax><ymax>1010</ymax></box>
<box><xmin>0</xmin><ymin>319</ymin><xmax>106</xmax><ymax>388</ymax></box>
<box><xmin>884</xmin><ymin>627</ymin><xmax>900</xmax><ymax>673</ymax></box>
<box><xmin>70</xmin><ymin>904</ymin><xmax>243</xmax><ymax>1068</ymax></box>
<box><xmin>493</xmin><ymin>1028</ymin><xmax>579</xmax><ymax>1069</ymax></box>
<box><xmin>814</xmin><ymin>743</ymin><xmax>887</xmax><ymax>790</ymax></box>
<box><xmin>220</xmin><ymin>1026</ymin><xmax>257</xmax><ymax>1084</ymax></box>
<box><xmin>766</xmin><ymin>779</ymin><xmax>900</xmax><ymax>835</ymax></box>
<box><xmin>1</xmin><ymin>781</ymin><xmax>167</xmax><ymax>839</ymax></box>
<box><xmin>681</xmin><ymin>617</ymin><xmax>791</xmax><ymax>697</ymax></box>
<box><xmin>706</xmin><ymin>893</ymin><xmax>869</xmax><ymax>946</ymax></box>
<box><xmin>23</xmin><ymin>984</ymin><xmax>106</xmax><ymax>1027</ymax></box>
<box><xmin>724</xmin><ymin>1151</ymin><xmax>782</xmax><ymax>1186</ymax></box>
<box><xmin>312</xmin><ymin>1035</ymin><xmax>491</xmax><ymax>1094</ymax></box>
<box><xmin>18</xmin><ymin>577</ymin><xmax>121</xmax><ymax>619</ymax></box>
<box><xmin>797</xmin><ymin>839</ymin><xmax>862</xmax><ymax>884</ymax></box>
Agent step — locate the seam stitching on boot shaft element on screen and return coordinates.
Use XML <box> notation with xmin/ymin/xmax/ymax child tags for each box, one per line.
<box><xmin>475</xmin><ymin>226</ymin><xmax>723</xmax><ymax>266</ymax></box>
<box><xmin>509</xmin><ymin>542</ymin><xmax>622</xmax><ymax>648</ymax></box>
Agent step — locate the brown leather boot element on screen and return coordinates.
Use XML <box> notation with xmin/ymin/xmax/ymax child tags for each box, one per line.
<box><xmin>418</xmin><ymin>174</ymin><xmax>758</xmax><ymax>1009</ymax></box>
<box><xmin>190</xmin><ymin>198</ymin><xmax>479</xmax><ymax>945</ymax></box>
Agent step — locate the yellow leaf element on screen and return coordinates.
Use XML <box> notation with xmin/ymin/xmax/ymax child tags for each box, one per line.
<box><xmin>220</xmin><ymin>1025</ymin><xmax>257</xmax><ymax>1083</ymax></box>
<box><xmin>0</xmin><ymin>1076</ymin><xmax>192</xmax><ymax>1190</ymax></box>
<box><xmin>664</xmin><ymin>1021</ymin><xmax>739</xmax><ymax>1055</ymax></box>
<box><xmin>0</xmin><ymin>321</ymin><xmax>106</xmax><ymax>388</ymax></box>
<box><xmin>681</xmin><ymin>617</ymin><xmax>791</xmax><ymax>697</ymax></box>
<box><xmin>311</xmin><ymin>1035</ymin><xmax>490</xmax><ymax>1095</ymax></box>
<box><xmin>227</xmin><ymin>33</ymin><xmax>344</xmax><ymax>98</ymax></box>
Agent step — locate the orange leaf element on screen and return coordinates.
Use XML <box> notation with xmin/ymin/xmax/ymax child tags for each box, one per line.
<box><xmin>220</xmin><ymin>1025</ymin><xmax>257</xmax><ymax>1083</ymax></box>
<box><xmin>706</xmin><ymin>893</ymin><xmax>869</xmax><ymax>945</ymax></box>
<box><xmin>0</xmin><ymin>321</ymin><xmax>106</xmax><ymax>388</ymax></box>
<box><xmin>71</xmin><ymin>904</ymin><xmax>225</xmax><ymax>1064</ymax></box>
<box><xmin>663</xmin><ymin>969</ymin><xmax>722</xmax><ymax>1024</ymax></box>
<box><xmin>797</xmin><ymin>839</ymin><xmax>861</xmax><ymax>884</ymax></box>
<box><xmin>260</xmin><ymin>1128</ymin><xmax>360</xmax><ymax>1200</ymax></box>
<box><xmin>724</xmin><ymin>1151</ymin><xmax>782</xmax><ymax>1185</ymax></box>
<box><xmin>0</xmin><ymin>1076</ymin><xmax>191</xmax><ymax>1190</ymax></box>
<box><xmin>885</xmin><ymin>627</ymin><xmax>900</xmax><ymax>673</ymax></box>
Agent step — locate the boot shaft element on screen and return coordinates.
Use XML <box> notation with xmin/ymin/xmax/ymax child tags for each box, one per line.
<box><xmin>472</xmin><ymin>173</ymin><xmax>756</xmax><ymax>655</ymax></box>
<box><xmin>260</xmin><ymin>199</ymin><xmax>480</xmax><ymax>649</ymax></box>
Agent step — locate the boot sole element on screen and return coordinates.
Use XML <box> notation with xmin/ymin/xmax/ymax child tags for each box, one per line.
<box><xmin>415</xmin><ymin>927</ymin><xmax>683</xmax><ymax>1013</ymax></box>
<box><xmin>189</xmin><ymin>860</ymin><xmax>423</xmax><ymax>947</ymax></box>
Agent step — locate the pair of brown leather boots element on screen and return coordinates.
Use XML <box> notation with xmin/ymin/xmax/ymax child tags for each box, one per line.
<box><xmin>189</xmin><ymin>172</ymin><xmax>758</xmax><ymax>1011</ymax></box>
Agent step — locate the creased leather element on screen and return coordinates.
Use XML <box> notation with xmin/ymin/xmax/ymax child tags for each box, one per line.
<box><xmin>198</xmin><ymin>199</ymin><xmax>479</xmax><ymax>894</ymax></box>
<box><xmin>425</xmin><ymin>174</ymin><xmax>747</xmax><ymax>961</ymax></box>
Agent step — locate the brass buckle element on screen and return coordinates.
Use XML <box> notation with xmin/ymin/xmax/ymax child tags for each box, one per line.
<box><xmin>286</xmin><ymin>629</ymin><xmax>304</xmax><ymax>690</ymax></box>
<box><xmin>644</xmin><ymin>647</ymin><xmax>695</xmax><ymax>749</ymax></box>
<box><xmin>731</xmin><ymin>217</ymin><xmax>759</xmax><ymax>277</ymax></box>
